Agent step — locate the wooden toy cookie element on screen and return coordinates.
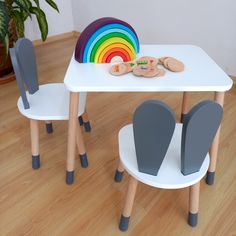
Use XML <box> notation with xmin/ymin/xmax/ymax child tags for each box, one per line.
<box><xmin>158</xmin><ymin>57</ymin><xmax>168</xmax><ymax>65</ymax></box>
<box><xmin>161</xmin><ymin>57</ymin><xmax>184</xmax><ymax>72</ymax></box>
<box><xmin>110</xmin><ymin>62</ymin><xmax>136</xmax><ymax>76</ymax></box>
<box><xmin>136</xmin><ymin>56</ymin><xmax>159</xmax><ymax>67</ymax></box>
<box><xmin>133</xmin><ymin>65</ymin><xmax>165</xmax><ymax>78</ymax></box>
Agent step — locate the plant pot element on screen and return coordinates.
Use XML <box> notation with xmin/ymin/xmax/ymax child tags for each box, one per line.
<box><xmin>0</xmin><ymin>43</ymin><xmax>15</xmax><ymax>84</ymax></box>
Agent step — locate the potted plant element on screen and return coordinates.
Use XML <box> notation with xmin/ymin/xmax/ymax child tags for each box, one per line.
<box><xmin>0</xmin><ymin>0</ymin><xmax>59</xmax><ymax>84</ymax></box>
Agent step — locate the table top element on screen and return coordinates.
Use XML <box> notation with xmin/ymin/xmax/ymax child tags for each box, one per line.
<box><xmin>64</xmin><ymin>45</ymin><xmax>233</xmax><ymax>92</ymax></box>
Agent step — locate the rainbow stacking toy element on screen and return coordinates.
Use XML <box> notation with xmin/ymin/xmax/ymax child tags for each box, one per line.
<box><xmin>75</xmin><ymin>17</ymin><xmax>140</xmax><ymax>64</ymax></box>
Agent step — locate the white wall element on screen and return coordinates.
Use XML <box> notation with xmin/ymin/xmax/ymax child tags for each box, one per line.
<box><xmin>71</xmin><ymin>0</ymin><xmax>236</xmax><ymax>76</ymax></box>
<box><xmin>24</xmin><ymin>0</ymin><xmax>74</xmax><ymax>41</ymax></box>
<box><xmin>24</xmin><ymin>0</ymin><xmax>236</xmax><ymax>76</ymax></box>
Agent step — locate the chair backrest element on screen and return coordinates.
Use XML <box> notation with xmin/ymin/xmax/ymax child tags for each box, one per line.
<box><xmin>133</xmin><ymin>100</ymin><xmax>223</xmax><ymax>176</ymax></box>
<box><xmin>181</xmin><ymin>100</ymin><xmax>223</xmax><ymax>175</ymax></box>
<box><xmin>133</xmin><ymin>100</ymin><xmax>176</xmax><ymax>176</ymax></box>
<box><xmin>10</xmin><ymin>38</ymin><xmax>39</xmax><ymax>109</ymax></box>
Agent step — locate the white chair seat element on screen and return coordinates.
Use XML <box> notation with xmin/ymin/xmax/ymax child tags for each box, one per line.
<box><xmin>17</xmin><ymin>83</ymin><xmax>86</xmax><ymax>120</ymax></box>
<box><xmin>119</xmin><ymin>123</ymin><xmax>209</xmax><ymax>189</ymax></box>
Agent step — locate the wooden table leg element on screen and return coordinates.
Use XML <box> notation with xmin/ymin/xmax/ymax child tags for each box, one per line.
<box><xmin>78</xmin><ymin>111</ymin><xmax>91</xmax><ymax>132</ymax></box>
<box><xmin>45</xmin><ymin>120</ymin><xmax>53</xmax><ymax>134</ymax></box>
<box><xmin>181</xmin><ymin>92</ymin><xmax>190</xmax><ymax>123</ymax></box>
<box><xmin>82</xmin><ymin>110</ymin><xmax>91</xmax><ymax>132</ymax></box>
<box><xmin>206</xmin><ymin>92</ymin><xmax>225</xmax><ymax>185</ymax></box>
<box><xmin>76</xmin><ymin>124</ymin><xmax>88</xmax><ymax>168</ymax></box>
<box><xmin>66</xmin><ymin>92</ymin><xmax>79</xmax><ymax>184</ymax></box>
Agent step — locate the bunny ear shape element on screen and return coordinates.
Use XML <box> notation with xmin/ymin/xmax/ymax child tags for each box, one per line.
<box><xmin>181</xmin><ymin>101</ymin><xmax>223</xmax><ymax>175</ymax></box>
<box><xmin>133</xmin><ymin>100</ymin><xmax>176</xmax><ymax>176</ymax></box>
<box><xmin>15</xmin><ymin>38</ymin><xmax>39</xmax><ymax>95</ymax></box>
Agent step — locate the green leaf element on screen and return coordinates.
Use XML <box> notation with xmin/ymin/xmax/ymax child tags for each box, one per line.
<box><xmin>11</xmin><ymin>10</ymin><xmax>25</xmax><ymax>37</ymax></box>
<box><xmin>0</xmin><ymin>1</ymin><xmax>9</xmax><ymax>43</ymax></box>
<box><xmin>30</xmin><ymin>6</ymin><xmax>48</xmax><ymax>41</ymax></box>
<box><xmin>22</xmin><ymin>0</ymin><xmax>32</xmax><ymax>20</ymax></box>
<box><xmin>33</xmin><ymin>0</ymin><xmax>40</xmax><ymax>8</ymax></box>
<box><xmin>24</xmin><ymin>0</ymin><xmax>33</xmax><ymax>9</ymax></box>
<box><xmin>13</xmin><ymin>0</ymin><xmax>31</xmax><ymax>18</ymax></box>
<box><xmin>45</xmin><ymin>0</ymin><xmax>59</xmax><ymax>12</ymax></box>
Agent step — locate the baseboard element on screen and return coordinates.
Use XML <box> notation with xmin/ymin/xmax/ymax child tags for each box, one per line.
<box><xmin>33</xmin><ymin>31</ymin><xmax>81</xmax><ymax>46</ymax></box>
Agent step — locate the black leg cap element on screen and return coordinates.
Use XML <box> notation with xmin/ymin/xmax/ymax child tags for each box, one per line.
<box><xmin>181</xmin><ymin>113</ymin><xmax>187</xmax><ymax>123</ymax></box>
<box><xmin>32</xmin><ymin>155</ymin><xmax>40</xmax><ymax>169</ymax></box>
<box><xmin>80</xmin><ymin>154</ymin><xmax>89</xmax><ymax>168</ymax></box>
<box><xmin>119</xmin><ymin>215</ymin><xmax>130</xmax><ymax>232</ymax></box>
<box><xmin>66</xmin><ymin>171</ymin><xmax>74</xmax><ymax>185</ymax></box>
<box><xmin>46</xmin><ymin>123</ymin><xmax>53</xmax><ymax>134</ymax></box>
<box><xmin>84</xmin><ymin>121</ymin><xmax>91</xmax><ymax>132</ymax></box>
<box><xmin>114</xmin><ymin>170</ymin><xmax>124</xmax><ymax>182</ymax></box>
<box><xmin>188</xmin><ymin>212</ymin><xmax>198</xmax><ymax>227</ymax></box>
<box><xmin>78</xmin><ymin>116</ymin><xmax>84</xmax><ymax>126</ymax></box>
<box><xmin>206</xmin><ymin>171</ymin><xmax>215</xmax><ymax>185</ymax></box>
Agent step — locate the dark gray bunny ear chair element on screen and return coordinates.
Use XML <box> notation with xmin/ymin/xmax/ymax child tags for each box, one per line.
<box><xmin>10</xmin><ymin>38</ymin><xmax>91</xmax><ymax>184</ymax></box>
<box><xmin>181</xmin><ymin>100</ymin><xmax>223</xmax><ymax>176</ymax></box>
<box><xmin>114</xmin><ymin>100</ymin><xmax>223</xmax><ymax>232</ymax></box>
<box><xmin>133</xmin><ymin>100</ymin><xmax>176</xmax><ymax>176</ymax></box>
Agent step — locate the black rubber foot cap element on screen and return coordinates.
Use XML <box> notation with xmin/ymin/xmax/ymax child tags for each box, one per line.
<box><xmin>188</xmin><ymin>212</ymin><xmax>198</xmax><ymax>227</ymax></box>
<box><xmin>78</xmin><ymin>116</ymin><xmax>83</xmax><ymax>126</ymax></box>
<box><xmin>114</xmin><ymin>170</ymin><xmax>124</xmax><ymax>182</ymax></box>
<box><xmin>119</xmin><ymin>215</ymin><xmax>130</xmax><ymax>232</ymax></box>
<box><xmin>66</xmin><ymin>171</ymin><xmax>74</xmax><ymax>185</ymax></box>
<box><xmin>46</xmin><ymin>123</ymin><xmax>53</xmax><ymax>134</ymax></box>
<box><xmin>180</xmin><ymin>113</ymin><xmax>187</xmax><ymax>123</ymax></box>
<box><xmin>32</xmin><ymin>155</ymin><xmax>40</xmax><ymax>169</ymax></box>
<box><xmin>206</xmin><ymin>171</ymin><xmax>215</xmax><ymax>185</ymax></box>
<box><xmin>84</xmin><ymin>121</ymin><xmax>91</xmax><ymax>132</ymax></box>
<box><xmin>80</xmin><ymin>154</ymin><xmax>89</xmax><ymax>168</ymax></box>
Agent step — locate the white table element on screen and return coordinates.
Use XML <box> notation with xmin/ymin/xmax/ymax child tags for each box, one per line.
<box><xmin>64</xmin><ymin>44</ymin><xmax>233</xmax><ymax>184</ymax></box>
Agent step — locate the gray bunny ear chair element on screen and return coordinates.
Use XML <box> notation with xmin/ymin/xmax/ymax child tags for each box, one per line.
<box><xmin>10</xmin><ymin>38</ymin><xmax>91</xmax><ymax>185</ymax></box>
<box><xmin>114</xmin><ymin>100</ymin><xmax>223</xmax><ymax>232</ymax></box>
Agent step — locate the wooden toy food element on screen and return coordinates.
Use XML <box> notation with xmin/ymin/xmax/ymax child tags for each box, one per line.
<box><xmin>133</xmin><ymin>65</ymin><xmax>164</xmax><ymax>78</ymax></box>
<box><xmin>109</xmin><ymin>56</ymin><xmax>184</xmax><ymax>78</ymax></box>
<box><xmin>110</xmin><ymin>62</ymin><xmax>136</xmax><ymax>76</ymax></box>
<box><xmin>136</xmin><ymin>57</ymin><xmax>159</xmax><ymax>66</ymax></box>
<box><xmin>160</xmin><ymin>57</ymin><xmax>184</xmax><ymax>72</ymax></box>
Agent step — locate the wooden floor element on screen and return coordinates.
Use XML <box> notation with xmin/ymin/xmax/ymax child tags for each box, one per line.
<box><xmin>0</xmin><ymin>37</ymin><xmax>236</xmax><ymax>236</ymax></box>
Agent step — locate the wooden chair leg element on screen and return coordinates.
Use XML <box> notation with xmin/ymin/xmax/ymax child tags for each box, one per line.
<box><xmin>67</xmin><ymin>92</ymin><xmax>79</xmax><ymax>184</ymax></box>
<box><xmin>181</xmin><ymin>92</ymin><xmax>190</xmax><ymax>123</ymax></box>
<box><xmin>45</xmin><ymin>121</ymin><xmax>53</xmax><ymax>134</ymax></box>
<box><xmin>82</xmin><ymin>111</ymin><xmax>91</xmax><ymax>132</ymax></box>
<box><xmin>78</xmin><ymin>115</ymin><xmax>84</xmax><ymax>126</ymax></box>
<box><xmin>206</xmin><ymin>92</ymin><xmax>225</xmax><ymax>185</ymax></box>
<box><xmin>119</xmin><ymin>176</ymin><xmax>138</xmax><ymax>231</ymax></box>
<box><xmin>30</xmin><ymin>119</ymin><xmax>40</xmax><ymax>169</ymax></box>
<box><xmin>188</xmin><ymin>182</ymin><xmax>200</xmax><ymax>227</ymax></box>
<box><xmin>114</xmin><ymin>161</ymin><xmax>125</xmax><ymax>182</ymax></box>
<box><xmin>76</xmin><ymin>124</ymin><xmax>88</xmax><ymax>168</ymax></box>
